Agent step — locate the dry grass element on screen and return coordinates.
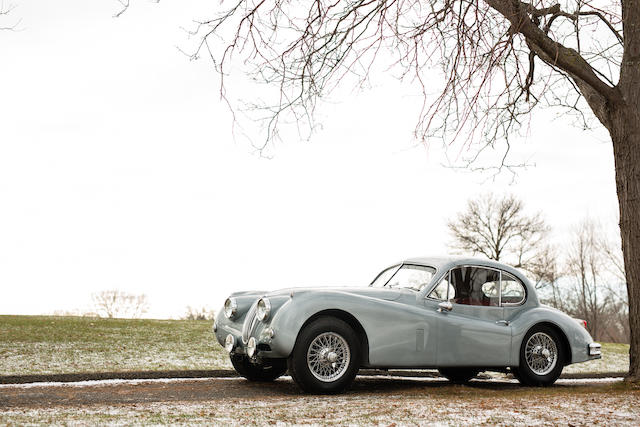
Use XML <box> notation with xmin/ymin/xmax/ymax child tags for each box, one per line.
<box><xmin>0</xmin><ymin>315</ymin><xmax>230</xmax><ymax>376</ymax></box>
<box><xmin>564</xmin><ymin>342</ymin><xmax>629</xmax><ymax>374</ymax></box>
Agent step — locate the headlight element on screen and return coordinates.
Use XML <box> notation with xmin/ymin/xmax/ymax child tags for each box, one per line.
<box><xmin>224</xmin><ymin>334</ymin><xmax>235</xmax><ymax>353</ymax></box>
<box><xmin>224</xmin><ymin>298</ymin><xmax>238</xmax><ymax>319</ymax></box>
<box><xmin>247</xmin><ymin>337</ymin><xmax>257</xmax><ymax>358</ymax></box>
<box><xmin>256</xmin><ymin>298</ymin><xmax>271</xmax><ymax>322</ymax></box>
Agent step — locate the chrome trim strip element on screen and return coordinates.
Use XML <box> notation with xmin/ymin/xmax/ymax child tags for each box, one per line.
<box><xmin>242</xmin><ymin>301</ymin><xmax>259</xmax><ymax>344</ymax></box>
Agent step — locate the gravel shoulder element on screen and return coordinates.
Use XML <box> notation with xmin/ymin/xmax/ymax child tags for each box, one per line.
<box><xmin>0</xmin><ymin>368</ymin><xmax>627</xmax><ymax>385</ymax></box>
<box><xmin>1</xmin><ymin>376</ymin><xmax>638</xmax><ymax>425</ymax></box>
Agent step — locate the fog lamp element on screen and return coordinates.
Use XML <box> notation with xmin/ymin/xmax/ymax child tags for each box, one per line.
<box><xmin>247</xmin><ymin>337</ymin><xmax>257</xmax><ymax>358</ymax></box>
<box><xmin>224</xmin><ymin>334</ymin><xmax>235</xmax><ymax>353</ymax></box>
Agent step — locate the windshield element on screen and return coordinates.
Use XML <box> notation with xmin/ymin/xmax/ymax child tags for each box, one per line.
<box><xmin>371</xmin><ymin>264</ymin><xmax>436</xmax><ymax>292</ymax></box>
<box><xmin>370</xmin><ymin>265</ymin><xmax>400</xmax><ymax>287</ymax></box>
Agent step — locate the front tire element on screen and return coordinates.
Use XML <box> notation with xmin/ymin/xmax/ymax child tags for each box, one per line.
<box><xmin>513</xmin><ymin>325</ymin><xmax>565</xmax><ymax>386</ymax></box>
<box><xmin>438</xmin><ymin>368</ymin><xmax>479</xmax><ymax>384</ymax></box>
<box><xmin>231</xmin><ymin>355</ymin><xmax>287</xmax><ymax>382</ymax></box>
<box><xmin>288</xmin><ymin>316</ymin><xmax>361</xmax><ymax>394</ymax></box>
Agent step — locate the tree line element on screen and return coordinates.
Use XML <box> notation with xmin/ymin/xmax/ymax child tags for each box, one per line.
<box><xmin>449</xmin><ymin>193</ymin><xmax>628</xmax><ymax>343</ymax></box>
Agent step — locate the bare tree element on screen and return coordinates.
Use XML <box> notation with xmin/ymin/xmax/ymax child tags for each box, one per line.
<box><xmin>564</xmin><ymin>220</ymin><xmax>613</xmax><ymax>340</ymax></box>
<box><xmin>600</xmin><ymin>225</ymin><xmax>628</xmax><ymax>289</ymax></box>
<box><xmin>448</xmin><ymin>196</ymin><xmax>630</xmax><ymax>339</ymax></box>
<box><xmin>187</xmin><ymin>0</ymin><xmax>640</xmax><ymax>380</ymax></box>
<box><xmin>92</xmin><ymin>290</ymin><xmax>149</xmax><ymax>319</ymax></box>
<box><xmin>448</xmin><ymin>193</ymin><xmax>549</xmax><ymax>275</ymax></box>
<box><xmin>559</xmin><ymin>219</ymin><xmax>629</xmax><ymax>342</ymax></box>
<box><xmin>596</xmin><ymin>222</ymin><xmax>630</xmax><ymax>342</ymax></box>
<box><xmin>112</xmin><ymin>0</ymin><xmax>160</xmax><ymax>18</ymax></box>
<box><xmin>0</xmin><ymin>1</ymin><xmax>20</xmax><ymax>31</ymax></box>
<box><xmin>113</xmin><ymin>0</ymin><xmax>130</xmax><ymax>18</ymax></box>
<box><xmin>526</xmin><ymin>245</ymin><xmax>565</xmax><ymax>298</ymax></box>
<box><xmin>604</xmin><ymin>298</ymin><xmax>631</xmax><ymax>343</ymax></box>
<box><xmin>184</xmin><ymin>306</ymin><xmax>215</xmax><ymax>321</ymax></box>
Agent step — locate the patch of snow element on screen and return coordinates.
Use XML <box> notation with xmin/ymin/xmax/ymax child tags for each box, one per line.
<box><xmin>0</xmin><ymin>376</ymin><xmax>241</xmax><ymax>389</ymax></box>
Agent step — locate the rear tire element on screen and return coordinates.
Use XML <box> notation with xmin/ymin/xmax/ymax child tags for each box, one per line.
<box><xmin>230</xmin><ymin>355</ymin><xmax>287</xmax><ymax>382</ymax></box>
<box><xmin>288</xmin><ymin>316</ymin><xmax>361</xmax><ymax>394</ymax></box>
<box><xmin>513</xmin><ymin>325</ymin><xmax>564</xmax><ymax>387</ymax></box>
<box><xmin>437</xmin><ymin>368</ymin><xmax>479</xmax><ymax>384</ymax></box>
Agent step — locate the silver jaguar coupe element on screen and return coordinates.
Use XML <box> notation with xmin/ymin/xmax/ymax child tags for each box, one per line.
<box><xmin>214</xmin><ymin>257</ymin><xmax>601</xmax><ymax>393</ymax></box>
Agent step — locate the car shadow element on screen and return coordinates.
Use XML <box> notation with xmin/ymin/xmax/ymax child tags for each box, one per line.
<box><xmin>347</xmin><ymin>375</ymin><xmax>523</xmax><ymax>394</ymax></box>
<box><xmin>269</xmin><ymin>373</ymin><xmax>609</xmax><ymax>396</ymax></box>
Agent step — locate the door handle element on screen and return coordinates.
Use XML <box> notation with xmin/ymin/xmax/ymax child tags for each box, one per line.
<box><xmin>438</xmin><ymin>301</ymin><xmax>453</xmax><ymax>312</ymax></box>
<box><xmin>496</xmin><ymin>320</ymin><xmax>510</xmax><ymax>326</ymax></box>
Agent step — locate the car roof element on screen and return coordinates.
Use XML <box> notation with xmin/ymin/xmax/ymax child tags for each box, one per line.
<box><xmin>401</xmin><ymin>256</ymin><xmax>538</xmax><ymax>304</ymax></box>
<box><xmin>402</xmin><ymin>256</ymin><xmax>530</xmax><ymax>281</ymax></box>
<box><xmin>403</xmin><ymin>256</ymin><xmax>510</xmax><ymax>270</ymax></box>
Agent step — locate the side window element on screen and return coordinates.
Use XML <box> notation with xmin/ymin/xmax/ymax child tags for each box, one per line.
<box><xmin>501</xmin><ymin>273</ymin><xmax>526</xmax><ymax>305</ymax></box>
<box><xmin>450</xmin><ymin>267</ymin><xmax>500</xmax><ymax>307</ymax></box>
<box><xmin>428</xmin><ymin>273</ymin><xmax>455</xmax><ymax>301</ymax></box>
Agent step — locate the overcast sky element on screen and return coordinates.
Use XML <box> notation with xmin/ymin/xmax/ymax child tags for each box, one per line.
<box><xmin>0</xmin><ymin>1</ymin><xmax>619</xmax><ymax>318</ymax></box>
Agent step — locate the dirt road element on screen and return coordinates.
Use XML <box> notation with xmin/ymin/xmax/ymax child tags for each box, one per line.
<box><xmin>1</xmin><ymin>376</ymin><xmax>639</xmax><ymax>425</ymax></box>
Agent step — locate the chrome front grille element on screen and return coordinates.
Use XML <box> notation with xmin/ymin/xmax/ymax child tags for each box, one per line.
<box><xmin>242</xmin><ymin>301</ymin><xmax>259</xmax><ymax>344</ymax></box>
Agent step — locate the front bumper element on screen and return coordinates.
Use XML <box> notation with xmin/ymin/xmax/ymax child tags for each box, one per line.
<box><xmin>215</xmin><ymin>313</ymin><xmax>276</xmax><ymax>358</ymax></box>
<box><xmin>588</xmin><ymin>342</ymin><xmax>602</xmax><ymax>357</ymax></box>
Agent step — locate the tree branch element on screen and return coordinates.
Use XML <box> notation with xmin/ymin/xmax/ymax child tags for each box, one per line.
<box><xmin>486</xmin><ymin>0</ymin><xmax>619</xmax><ymax>102</ymax></box>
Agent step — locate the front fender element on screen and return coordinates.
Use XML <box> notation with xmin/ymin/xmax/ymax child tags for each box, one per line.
<box><xmin>268</xmin><ymin>291</ymin><xmax>373</xmax><ymax>358</ymax></box>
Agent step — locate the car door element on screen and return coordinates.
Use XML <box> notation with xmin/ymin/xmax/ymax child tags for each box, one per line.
<box><xmin>431</xmin><ymin>266</ymin><xmax>512</xmax><ymax>367</ymax></box>
<box><xmin>368</xmin><ymin>264</ymin><xmax>440</xmax><ymax>367</ymax></box>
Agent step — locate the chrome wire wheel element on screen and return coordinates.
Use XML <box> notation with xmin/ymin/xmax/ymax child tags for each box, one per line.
<box><xmin>525</xmin><ymin>332</ymin><xmax>558</xmax><ymax>376</ymax></box>
<box><xmin>306</xmin><ymin>332</ymin><xmax>351</xmax><ymax>382</ymax></box>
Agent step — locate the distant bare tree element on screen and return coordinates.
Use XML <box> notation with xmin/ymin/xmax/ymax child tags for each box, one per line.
<box><xmin>564</xmin><ymin>220</ymin><xmax>618</xmax><ymax>341</ymax></box>
<box><xmin>526</xmin><ymin>245</ymin><xmax>566</xmax><ymax>298</ymax></box>
<box><xmin>52</xmin><ymin>309</ymin><xmax>99</xmax><ymax>318</ymax></box>
<box><xmin>92</xmin><ymin>290</ymin><xmax>149</xmax><ymax>319</ymax></box>
<box><xmin>595</xmin><ymin>222</ymin><xmax>629</xmax><ymax>342</ymax></box>
<box><xmin>599</xmin><ymin>227</ymin><xmax>628</xmax><ymax>299</ymax></box>
<box><xmin>448</xmin><ymin>193</ymin><xmax>549</xmax><ymax>277</ymax></box>
<box><xmin>601</xmin><ymin>298</ymin><xmax>631</xmax><ymax>343</ymax></box>
<box><xmin>184</xmin><ymin>306</ymin><xmax>215</xmax><ymax>321</ymax></box>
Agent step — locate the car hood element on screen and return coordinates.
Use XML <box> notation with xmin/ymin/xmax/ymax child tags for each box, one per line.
<box><xmin>263</xmin><ymin>286</ymin><xmax>410</xmax><ymax>302</ymax></box>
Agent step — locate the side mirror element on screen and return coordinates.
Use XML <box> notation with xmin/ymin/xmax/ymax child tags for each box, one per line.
<box><xmin>438</xmin><ymin>301</ymin><xmax>453</xmax><ymax>312</ymax></box>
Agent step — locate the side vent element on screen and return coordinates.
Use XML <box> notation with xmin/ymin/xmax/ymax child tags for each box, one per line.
<box><xmin>416</xmin><ymin>329</ymin><xmax>425</xmax><ymax>351</ymax></box>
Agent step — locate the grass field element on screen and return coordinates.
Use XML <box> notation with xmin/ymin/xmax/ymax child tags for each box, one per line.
<box><xmin>0</xmin><ymin>315</ymin><xmax>229</xmax><ymax>376</ymax></box>
<box><xmin>0</xmin><ymin>315</ymin><xmax>629</xmax><ymax>376</ymax></box>
<box><xmin>564</xmin><ymin>341</ymin><xmax>629</xmax><ymax>374</ymax></box>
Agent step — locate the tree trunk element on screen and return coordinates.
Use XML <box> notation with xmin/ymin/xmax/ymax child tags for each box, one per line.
<box><xmin>610</xmin><ymin>105</ymin><xmax>640</xmax><ymax>380</ymax></box>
